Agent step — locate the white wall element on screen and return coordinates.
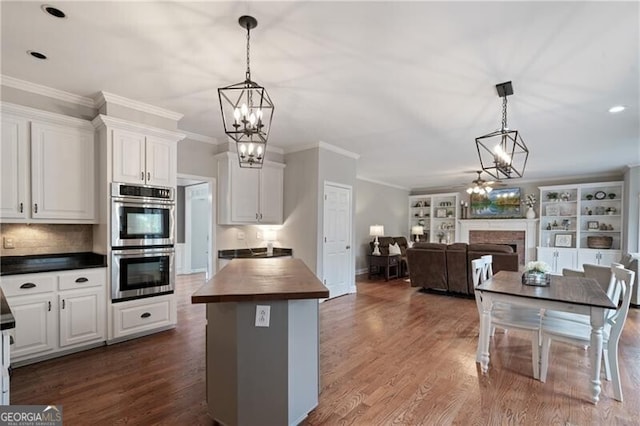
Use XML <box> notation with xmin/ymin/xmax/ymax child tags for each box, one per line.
<box><xmin>623</xmin><ymin>165</ymin><xmax>639</xmax><ymax>253</ymax></box>
<box><xmin>355</xmin><ymin>179</ymin><xmax>409</xmax><ymax>273</ymax></box>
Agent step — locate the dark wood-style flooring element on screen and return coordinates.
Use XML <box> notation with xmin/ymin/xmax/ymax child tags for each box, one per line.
<box><xmin>10</xmin><ymin>273</ymin><xmax>640</xmax><ymax>425</ymax></box>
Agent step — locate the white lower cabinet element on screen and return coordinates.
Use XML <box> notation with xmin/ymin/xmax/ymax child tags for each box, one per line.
<box><xmin>537</xmin><ymin>247</ymin><xmax>577</xmax><ymax>274</ymax></box>
<box><xmin>111</xmin><ymin>294</ymin><xmax>176</xmax><ymax>340</ymax></box>
<box><xmin>0</xmin><ymin>268</ymin><xmax>106</xmax><ymax>364</ymax></box>
<box><xmin>577</xmin><ymin>249</ymin><xmax>621</xmax><ymax>267</ymax></box>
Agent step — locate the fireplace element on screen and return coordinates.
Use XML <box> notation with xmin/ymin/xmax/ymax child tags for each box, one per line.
<box><xmin>469</xmin><ymin>230</ymin><xmax>525</xmax><ymax>265</ymax></box>
<box><xmin>458</xmin><ymin>219</ymin><xmax>538</xmax><ymax>265</ymax></box>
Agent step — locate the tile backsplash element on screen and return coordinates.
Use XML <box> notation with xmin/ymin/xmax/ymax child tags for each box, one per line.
<box><xmin>0</xmin><ymin>224</ymin><xmax>93</xmax><ymax>256</ymax></box>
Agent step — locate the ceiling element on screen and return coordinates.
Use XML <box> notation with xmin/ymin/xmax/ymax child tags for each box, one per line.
<box><xmin>1</xmin><ymin>1</ymin><xmax>638</xmax><ymax>191</ymax></box>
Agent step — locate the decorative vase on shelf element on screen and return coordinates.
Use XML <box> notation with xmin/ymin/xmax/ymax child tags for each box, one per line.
<box><xmin>526</xmin><ymin>207</ymin><xmax>536</xmax><ymax>219</ymax></box>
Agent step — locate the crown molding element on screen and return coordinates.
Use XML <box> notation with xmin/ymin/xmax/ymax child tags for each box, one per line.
<box><xmin>92</xmin><ymin>114</ymin><xmax>186</xmax><ymax>141</ymax></box>
<box><xmin>356</xmin><ymin>175</ymin><xmax>409</xmax><ymax>191</ymax></box>
<box><xmin>181</xmin><ymin>130</ymin><xmax>220</xmax><ymax>145</ymax></box>
<box><xmin>0</xmin><ymin>75</ymin><xmax>96</xmax><ymax>108</ymax></box>
<box><xmin>94</xmin><ymin>91</ymin><xmax>183</xmax><ymax>121</ymax></box>
<box><xmin>0</xmin><ymin>101</ymin><xmax>94</xmax><ymax>130</ymax></box>
<box><xmin>284</xmin><ymin>141</ymin><xmax>360</xmax><ymax>159</ymax></box>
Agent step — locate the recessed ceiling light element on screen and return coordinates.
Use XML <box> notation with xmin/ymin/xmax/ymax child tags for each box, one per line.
<box><xmin>27</xmin><ymin>51</ymin><xmax>47</xmax><ymax>60</ymax></box>
<box><xmin>608</xmin><ymin>105</ymin><xmax>625</xmax><ymax>113</ymax></box>
<box><xmin>42</xmin><ymin>4</ymin><xmax>66</xmax><ymax>18</ymax></box>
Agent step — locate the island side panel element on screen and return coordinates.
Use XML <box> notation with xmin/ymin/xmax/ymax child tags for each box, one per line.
<box><xmin>206</xmin><ymin>303</ymin><xmax>239</xmax><ymax>425</ymax></box>
<box><xmin>288</xmin><ymin>299</ymin><xmax>320</xmax><ymax>425</ymax></box>
<box><xmin>237</xmin><ymin>301</ymin><xmax>289</xmax><ymax>426</ymax></box>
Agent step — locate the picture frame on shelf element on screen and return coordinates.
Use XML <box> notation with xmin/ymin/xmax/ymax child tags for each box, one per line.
<box><xmin>554</xmin><ymin>234</ymin><xmax>572</xmax><ymax>248</ymax></box>
<box><xmin>545</xmin><ymin>205</ymin><xmax>560</xmax><ymax>216</ymax></box>
<box><xmin>587</xmin><ymin>221</ymin><xmax>599</xmax><ymax>230</ymax></box>
<box><xmin>435</xmin><ymin>208</ymin><xmax>447</xmax><ymax>218</ymax></box>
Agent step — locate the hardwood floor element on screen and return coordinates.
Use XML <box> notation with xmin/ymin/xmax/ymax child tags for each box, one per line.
<box><xmin>10</xmin><ymin>273</ymin><xmax>640</xmax><ymax>425</ymax></box>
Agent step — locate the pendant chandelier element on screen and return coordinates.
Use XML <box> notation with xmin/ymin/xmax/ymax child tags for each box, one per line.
<box><xmin>475</xmin><ymin>81</ymin><xmax>528</xmax><ymax>180</ymax></box>
<box><xmin>218</xmin><ymin>15</ymin><xmax>274</xmax><ymax>168</ymax></box>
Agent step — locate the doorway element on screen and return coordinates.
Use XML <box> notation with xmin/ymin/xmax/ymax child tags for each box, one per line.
<box><xmin>176</xmin><ymin>175</ymin><xmax>216</xmax><ymax>280</ymax></box>
<box><xmin>322</xmin><ymin>182</ymin><xmax>354</xmax><ymax>298</ymax></box>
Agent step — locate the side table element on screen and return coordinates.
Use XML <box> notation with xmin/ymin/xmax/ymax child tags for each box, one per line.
<box><xmin>368</xmin><ymin>254</ymin><xmax>401</xmax><ymax>281</ymax></box>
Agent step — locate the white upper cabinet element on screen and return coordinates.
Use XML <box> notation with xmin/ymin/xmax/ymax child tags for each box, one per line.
<box><xmin>112</xmin><ymin>129</ymin><xmax>176</xmax><ymax>187</ymax></box>
<box><xmin>0</xmin><ymin>104</ymin><xmax>96</xmax><ymax>223</ymax></box>
<box><xmin>0</xmin><ymin>114</ymin><xmax>29</xmax><ymax>219</ymax></box>
<box><xmin>31</xmin><ymin>121</ymin><xmax>95</xmax><ymax>220</ymax></box>
<box><xmin>218</xmin><ymin>152</ymin><xmax>285</xmax><ymax>225</ymax></box>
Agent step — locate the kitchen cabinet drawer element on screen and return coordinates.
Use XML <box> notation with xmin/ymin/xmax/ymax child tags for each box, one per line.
<box><xmin>58</xmin><ymin>269</ymin><xmax>105</xmax><ymax>291</ymax></box>
<box><xmin>0</xmin><ymin>274</ymin><xmax>56</xmax><ymax>297</ymax></box>
<box><xmin>112</xmin><ymin>294</ymin><xmax>176</xmax><ymax>339</ymax></box>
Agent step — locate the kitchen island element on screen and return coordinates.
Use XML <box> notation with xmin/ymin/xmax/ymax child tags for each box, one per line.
<box><xmin>192</xmin><ymin>258</ymin><xmax>329</xmax><ymax>426</ymax></box>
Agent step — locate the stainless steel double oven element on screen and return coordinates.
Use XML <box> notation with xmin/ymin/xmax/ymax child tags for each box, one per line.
<box><xmin>111</xmin><ymin>182</ymin><xmax>175</xmax><ymax>303</ymax></box>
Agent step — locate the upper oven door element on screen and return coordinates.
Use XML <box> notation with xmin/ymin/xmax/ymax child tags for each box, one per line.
<box><xmin>112</xmin><ymin>201</ymin><xmax>174</xmax><ymax>247</ymax></box>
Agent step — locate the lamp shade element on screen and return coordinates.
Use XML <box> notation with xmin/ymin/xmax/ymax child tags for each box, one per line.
<box><xmin>369</xmin><ymin>225</ymin><xmax>384</xmax><ymax>237</ymax></box>
<box><xmin>411</xmin><ymin>225</ymin><xmax>424</xmax><ymax>235</ymax></box>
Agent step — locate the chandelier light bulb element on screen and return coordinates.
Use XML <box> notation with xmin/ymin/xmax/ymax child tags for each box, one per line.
<box><xmin>466</xmin><ymin>188</ymin><xmax>473</xmax><ymax>194</ymax></box>
<box><xmin>248</xmin><ymin>143</ymin><xmax>254</xmax><ymax>155</ymax></box>
<box><xmin>239</xmin><ymin>143</ymin><xmax>247</xmax><ymax>154</ymax></box>
<box><xmin>241</xmin><ymin>103</ymin><xmax>248</xmax><ymax>117</ymax></box>
<box><xmin>486</xmin><ymin>186</ymin><xmax>493</xmax><ymax>193</ymax></box>
<box><xmin>257</xmin><ymin>145</ymin><xmax>263</xmax><ymax>156</ymax></box>
<box><xmin>233</xmin><ymin>108</ymin><xmax>241</xmax><ymax>123</ymax></box>
<box><xmin>248</xmin><ymin>113</ymin><xmax>256</xmax><ymax>127</ymax></box>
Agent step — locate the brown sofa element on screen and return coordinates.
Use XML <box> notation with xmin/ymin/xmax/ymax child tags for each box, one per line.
<box><xmin>407</xmin><ymin>242</ymin><xmax>519</xmax><ymax>295</ymax></box>
<box><xmin>369</xmin><ymin>236</ymin><xmax>409</xmax><ymax>276</ymax></box>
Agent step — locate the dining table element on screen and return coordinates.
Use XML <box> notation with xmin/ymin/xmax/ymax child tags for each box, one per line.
<box><xmin>476</xmin><ymin>270</ymin><xmax>616</xmax><ymax>404</ymax></box>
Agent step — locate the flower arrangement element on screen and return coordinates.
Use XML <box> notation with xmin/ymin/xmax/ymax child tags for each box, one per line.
<box><xmin>524</xmin><ymin>193</ymin><xmax>536</xmax><ymax>208</ymax></box>
<box><xmin>524</xmin><ymin>261</ymin><xmax>550</xmax><ymax>274</ymax></box>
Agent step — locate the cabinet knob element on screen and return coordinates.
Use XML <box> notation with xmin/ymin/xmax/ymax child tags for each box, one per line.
<box><xmin>346</xmin><ymin>245</ymin><xmax>351</xmax><ymax>250</ymax></box>
<box><xmin>33</xmin><ymin>203</ymin><xmax>38</xmax><ymax>213</ymax></box>
<box><xmin>19</xmin><ymin>202</ymin><xmax>23</xmax><ymax>213</ymax></box>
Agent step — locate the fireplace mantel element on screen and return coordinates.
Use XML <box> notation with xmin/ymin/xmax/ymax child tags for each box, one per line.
<box><xmin>458</xmin><ymin>219</ymin><xmax>539</xmax><ymax>264</ymax></box>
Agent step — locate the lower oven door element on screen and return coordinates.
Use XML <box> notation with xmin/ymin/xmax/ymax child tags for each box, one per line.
<box><xmin>111</xmin><ymin>247</ymin><xmax>175</xmax><ymax>302</ymax></box>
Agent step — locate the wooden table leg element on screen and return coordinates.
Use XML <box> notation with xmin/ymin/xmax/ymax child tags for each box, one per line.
<box><xmin>589</xmin><ymin>306</ymin><xmax>605</xmax><ymax>404</ymax></box>
<box><xmin>478</xmin><ymin>294</ymin><xmax>491</xmax><ymax>373</ymax></box>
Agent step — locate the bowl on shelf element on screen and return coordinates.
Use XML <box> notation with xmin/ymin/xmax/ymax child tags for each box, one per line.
<box><xmin>587</xmin><ymin>236</ymin><xmax>613</xmax><ymax>249</ymax></box>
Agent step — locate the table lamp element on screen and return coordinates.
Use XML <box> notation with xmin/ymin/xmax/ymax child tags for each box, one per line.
<box><xmin>411</xmin><ymin>225</ymin><xmax>424</xmax><ymax>243</ymax></box>
<box><xmin>264</xmin><ymin>229</ymin><xmax>277</xmax><ymax>255</ymax></box>
<box><xmin>369</xmin><ymin>225</ymin><xmax>384</xmax><ymax>255</ymax></box>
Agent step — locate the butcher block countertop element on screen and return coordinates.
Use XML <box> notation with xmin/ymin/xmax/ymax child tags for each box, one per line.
<box><xmin>192</xmin><ymin>258</ymin><xmax>329</xmax><ymax>304</ymax></box>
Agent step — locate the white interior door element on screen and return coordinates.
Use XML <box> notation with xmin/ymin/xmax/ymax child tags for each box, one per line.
<box><xmin>185</xmin><ymin>183</ymin><xmax>210</xmax><ymax>274</ymax></box>
<box><xmin>323</xmin><ymin>183</ymin><xmax>353</xmax><ymax>299</ymax></box>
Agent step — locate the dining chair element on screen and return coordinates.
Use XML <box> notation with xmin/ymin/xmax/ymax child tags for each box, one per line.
<box><xmin>539</xmin><ymin>265</ymin><xmax>635</xmax><ymax>401</ymax></box>
<box><xmin>544</xmin><ymin>263</ymin><xmax>622</xmax><ymax>325</ymax></box>
<box><xmin>472</xmin><ymin>257</ymin><xmax>541</xmax><ymax>379</ymax></box>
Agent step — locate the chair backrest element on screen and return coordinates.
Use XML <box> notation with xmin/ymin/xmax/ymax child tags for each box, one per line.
<box><xmin>481</xmin><ymin>255</ymin><xmax>493</xmax><ymax>279</ymax></box>
<box><xmin>472</xmin><ymin>258</ymin><xmax>486</xmax><ymax>316</ymax></box>
<box><xmin>606</xmin><ymin>265</ymin><xmax>636</xmax><ymax>345</ymax></box>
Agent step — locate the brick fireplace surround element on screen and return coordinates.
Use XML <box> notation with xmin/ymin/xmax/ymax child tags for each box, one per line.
<box><xmin>458</xmin><ymin>219</ymin><xmax>539</xmax><ymax>265</ymax></box>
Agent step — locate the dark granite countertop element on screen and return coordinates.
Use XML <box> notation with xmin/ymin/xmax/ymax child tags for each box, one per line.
<box><xmin>0</xmin><ymin>252</ymin><xmax>107</xmax><ymax>276</ymax></box>
<box><xmin>0</xmin><ymin>287</ymin><xmax>15</xmax><ymax>330</ymax></box>
<box><xmin>218</xmin><ymin>247</ymin><xmax>293</xmax><ymax>259</ymax></box>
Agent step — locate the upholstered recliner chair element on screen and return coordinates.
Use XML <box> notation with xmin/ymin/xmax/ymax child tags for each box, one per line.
<box><xmin>406</xmin><ymin>243</ymin><xmax>448</xmax><ymax>290</ymax></box>
<box><xmin>446</xmin><ymin>243</ymin><xmax>468</xmax><ymax>294</ymax></box>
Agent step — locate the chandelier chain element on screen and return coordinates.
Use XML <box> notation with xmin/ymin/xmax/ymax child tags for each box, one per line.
<box><xmin>245</xmin><ymin>25</ymin><xmax>251</xmax><ymax>82</ymax></box>
<box><xmin>501</xmin><ymin>96</ymin><xmax>508</xmax><ymax>131</ymax></box>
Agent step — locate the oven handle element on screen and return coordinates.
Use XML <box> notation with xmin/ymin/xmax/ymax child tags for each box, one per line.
<box><xmin>112</xmin><ymin>198</ymin><xmax>175</xmax><ymax>207</ymax></box>
<box><xmin>112</xmin><ymin>247</ymin><xmax>175</xmax><ymax>257</ymax></box>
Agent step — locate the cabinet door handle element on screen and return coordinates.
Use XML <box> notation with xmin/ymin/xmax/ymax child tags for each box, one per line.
<box><xmin>75</xmin><ymin>277</ymin><xmax>89</xmax><ymax>283</ymax></box>
<box><xmin>48</xmin><ymin>301</ymin><xmax>51</xmax><ymax>312</ymax></box>
<box><xmin>33</xmin><ymin>203</ymin><xmax>38</xmax><ymax>213</ymax></box>
<box><xmin>141</xmin><ymin>171</ymin><xmax>145</xmax><ymax>181</ymax></box>
<box><xmin>147</xmin><ymin>172</ymin><xmax>151</xmax><ymax>181</ymax></box>
<box><xmin>62</xmin><ymin>299</ymin><xmax>65</xmax><ymax>309</ymax></box>
<box><xmin>260</xmin><ymin>213</ymin><xmax>263</xmax><ymax>220</ymax></box>
<box><xmin>141</xmin><ymin>312</ymin><xmax>151</xmax><ymax>319</ymax></box>
<box><xmin>19</xmin><ymin>202</ymin><xmax>23</xmax><ymax>213</ymax></box>
<box><xmin>20</xmin><ymin>282</ymin><xmax>36</xmax><ymax>289</ymax></box>
<box><xmin>256</xmin><ymin>213</ymin><xmax>259</xmax><ymax>220</ymax></box>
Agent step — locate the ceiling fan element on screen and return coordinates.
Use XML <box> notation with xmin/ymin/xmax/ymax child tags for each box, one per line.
<box><xmin>465</xmin><ymin>171</ymin><xmax>501</xmax><ymax>195</ymax></box>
